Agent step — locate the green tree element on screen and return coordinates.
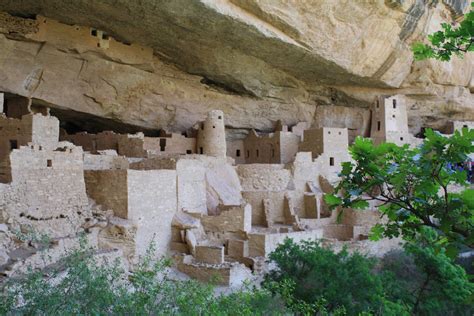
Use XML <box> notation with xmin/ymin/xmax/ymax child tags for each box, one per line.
<box><xmin>413</xmin><ymin>3</ymin><xmax>474</xmax><ymax>60</ymax></box>
<box><xmin>263</xmin><ymin>238</ymin><xmax>404</xmax><ymax>315</ymax></box>
<box><xmin>325</xmin><ymin>128</ymin><xmax>474</xmax><ymax>254</ymax></box>
<box><xmin>381</xmin><ymin>237</ymin><xmax>474</xmax><ymax>315</ymax></box>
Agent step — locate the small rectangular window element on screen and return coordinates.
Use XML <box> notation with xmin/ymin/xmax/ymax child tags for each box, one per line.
<box><xmin>9</xmin><ymin>140</ymin><xmax>18</xmax><ymax>150</ymax></box>
<box><xmin>400</xmin><ymin>137</ymin><xmax>404</xmax><ymax>141</ymax></box>
<box><xmin>47</xmin><ymin>159</ymin><xmax>52</xmax><ymax>167</ymax></box>
<box><xmin>91</xmin><ymin>29</ymin><xmax>97</xmax><ymax>37</ymax></box>
<box><xmin>329</xmin><ymin>157</ymin><xmax>334</xmax><ymax>166</ymax></box>
<box><xmin>256</xmin><ymin>149</ymin><xmax>259</xmax><ymax>157</ymax></box>
<box><xmin>271</xmin><ymin>149</ymin><xmax>275</xmax><ymax>157</ymax></box>
<box><xmin>199</xmin><ymin>147</ymin><xmax>203</xmax><ymax>154</ymax></box>
<box><xmin>246</xmin><ymin>150</ymin><xmax>250</xmax><ymax>158</ymax></box>
<box><xmin>236</xmin><ymin>149</ymin><xmax>241</xmax><ymax>157</ymax></box>
<box><xmin>186</xmin><ymin>150</ymin><xmax>192</xmax><ymax>154</ymax></box>
<box><xmin>393</xmin><ymin>99</ymin><xmax>397</xmax><ymax>108</ymax></box>
<box><xmin>377</xmin><ymin>121</ymin><xmax>381</xmax><ymax>131</ymax></box>
<box><xmin>159</xmin><ymin>139</ymin><xmax>166</xmax><ymax>152</ymax></box>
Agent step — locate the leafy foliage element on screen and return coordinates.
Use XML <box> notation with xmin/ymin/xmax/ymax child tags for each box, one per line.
<box><xmin>381</xmin><ymin>239</ymin><xmax>474</xmax><ymax>315</ymax></box>
<box><xmin>413</xmin><ymin>3</ymin><xmax>474</xmax><ymax>60</ymax></box>
<box><xmin>0</xmin><ymin>238</ymin><xmax>288</xmax><ymax>315</ymax></box>
<box><xmin>263</xmin><ymin>238</ymin><xmax>401</xmax><ymax>315</ymax></box>
<box><xmin>264</xmin><ymin>238</ymin><xmax>473</xmax><ymax>316</ymax></box>
<box><xmin>325</xmin><ymin>128</ymin><xmax>474</xmax><ymax>253</ymax></box>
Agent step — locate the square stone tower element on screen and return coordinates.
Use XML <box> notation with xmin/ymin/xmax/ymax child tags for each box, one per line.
<box><xmin>370</xmin><ymin>95</ymin><xmax>410</xmax><ymax>145</ymax></box>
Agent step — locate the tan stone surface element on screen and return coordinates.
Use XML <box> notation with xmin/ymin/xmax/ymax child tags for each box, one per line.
<box><xmin>0</xmin><ymin>2</ymin><xmax>471</xmax><ymax>135</ymax></box>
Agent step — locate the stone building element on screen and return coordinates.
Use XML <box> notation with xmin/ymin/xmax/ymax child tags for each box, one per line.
<box><xmin>0</xmin><ymin>111</ymin><xmax>59</xmax><ymax>183</ymax></box>
<box><xmin>370</xmin><ymin>94</ymin><xmax>412</xmax><ymax>146</ymax></box>
<box><xmin>449</xmin><ymin>120</ymin><xmax>474</xmax><ymax>132</ymax></box>
<box><xmin>0</xmin><ymin>98</ymin><xmax>90</xmax><ymax>239</ymax></box>
<box><xmin>196</xmin><ymin>110</ymin><xmax>227</xmax><ymax>157</ymax></box>
<box><xmin>299</xmin><ymin>127</ymin><xmax>349</xmax><ymax>162</ymax></box>
<box><xmin>63</xmin><ymin>111</ymin><xmax>224</xmax><ymax>159</ymax></box>
<box><xmin>1</xmin><ymin>94</ymin><xmax>462</xmax><ymax>285</ymax></box>
<box><xmin>5</xmin><ymin>143</ymin><xmax>90</xmax><ymax>238</ymax></box>
<box><xmin>228</xmin><ymin>121</ymin><xmax>303</xmax><ymax>164</ymax></box>
<box><xmin>85</xmin><ymin>168</ymin><xmax>177</xmax><ymax>260</ymax></box>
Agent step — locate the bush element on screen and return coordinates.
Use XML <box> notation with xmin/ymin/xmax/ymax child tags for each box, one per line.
<box><xmin>263</xmin><ymin>239</ymin><xmax>402</xmax><ymax>315</ymax></box>
<box><xmin>0</xmin><ymin>238</ymin><xmax>288</xmax><ymax>316</ymax></box>
<box><xmin>264</xmin><ymin>238</ymin><xmax>473</xmax><ymax>316</ymax></box>
<box><xmin>381</xmin><ymin>243</ymin><xmax>474</xmax><ymax>316</ymax></box>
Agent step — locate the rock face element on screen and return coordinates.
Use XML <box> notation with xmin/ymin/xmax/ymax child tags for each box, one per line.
<box><xmin>0</xmin><ymin>0</ymin><xmax>472</xmax><ymax>135</ymax></box>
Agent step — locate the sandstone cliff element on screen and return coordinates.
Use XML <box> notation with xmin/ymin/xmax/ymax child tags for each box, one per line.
<box><xmin>0</xmin><ymin>0</ymin><xmax>472</xmax><ymax>137</ymax></box>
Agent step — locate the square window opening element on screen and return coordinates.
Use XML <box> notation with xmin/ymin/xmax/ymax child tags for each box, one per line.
<box><xmin>9</xmin><ymin>140</ymin><xmax>18</xmax><ymax>150</ymax></box>
<box><xmin>47</xmin><ymin>159</ymin><xmax>52</xmax><ymax>167</ymax></box>
<box><xmin>236</xmin><ymin>149</ymin><xmax>241</xmax><ymax>157</ymax></box>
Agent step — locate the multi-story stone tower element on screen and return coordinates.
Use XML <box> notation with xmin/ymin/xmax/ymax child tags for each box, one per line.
<box><xmin>370</xmin><ymin>95</ymin><xmax>410</xmax><ymax>145</ymax></box>
<box><xmin>197</xmin><ymin>110</ymin><xmax>226</xmax><ymax>157</ymax></box>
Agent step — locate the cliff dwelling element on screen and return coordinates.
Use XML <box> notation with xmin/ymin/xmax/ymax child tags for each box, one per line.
<box><xmin>0</xmin><ymin>3</ymin><xmax>472</xmax><ymax>311</ymax></box>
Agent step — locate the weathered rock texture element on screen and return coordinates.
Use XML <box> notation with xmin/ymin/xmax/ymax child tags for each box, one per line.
<box><xmin>0</xmin><ymin>0</ymin><xmax>472</xmax><ymax>136</ymax></box>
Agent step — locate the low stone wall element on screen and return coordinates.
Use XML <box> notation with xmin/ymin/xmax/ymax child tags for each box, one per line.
<box><xmin>248</xmin><ymin>230</ymin><xmax>323</xmax><ymax>257</ymax></box>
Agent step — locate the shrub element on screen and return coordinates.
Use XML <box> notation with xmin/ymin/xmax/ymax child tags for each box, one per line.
<box><xmin>0</xmin><ymin>237</ymin><xmax>288</xmax><ymax>315</ymax></box>
<box><xmin>263</xmin><ymin>238</ymin><xmax>401</xmax><ymax>315</ymax></box>
<box><xmin>381</xmin><ymin>243</ymin><xmax>474</xmax><ymax>315</ymax></box>
<box><xmin>264</xmin><ymin>238</ymin><xmax>474</xmax><ymax>315</ymax></box>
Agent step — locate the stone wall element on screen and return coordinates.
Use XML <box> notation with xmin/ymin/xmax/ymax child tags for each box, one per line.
<box><xmin>200</xmin><ymin>204</ymin><xmax>251</xmax><ymax>234</ymax></box>
<box><xmin>176</xmin><ymin>158</ymin><xmax>207</xmax><ymax>214</ymax></box>
<box><xmin>85</xmin><ymin>170</ymin><xmax>128</xmax><ymax>218</ymax></box>
<box><xmin>127</xmin><ymin>169</ymin><xmax>177</xmax><ymax>257</ymax></box>
<box><xmin>85</xmin><ymin>169</ymin><xmax>177</xmax><ymax>258</ymax></box>
<box><xmin>248</xmin><ymin>230</ymin><xmax>323</xmax><ymax>257</ymax></box>
<box><xmin>7</xmin><ymin>144</ymin><xmax>89</xmax><ymax>237</ymax></box>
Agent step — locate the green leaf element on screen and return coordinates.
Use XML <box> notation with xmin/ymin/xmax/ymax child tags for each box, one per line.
<box><xmin>350</xmin><ymin>199</ymin><xmax>369</xmax><ymax>210</ymax></box>
<box><xmin>324</xmin><ymin>194</ymin><xmax>342</xmax><ymax>207</ymax></box>
<box><xmin>369</xmin><ymin>224</ymin><xmax>384</xmax><ymax>241</ymax></box>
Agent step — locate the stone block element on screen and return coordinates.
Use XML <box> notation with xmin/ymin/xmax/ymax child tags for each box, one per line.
<box><xmin>227</xmin><ymin>239</ymin><xmax>249</xmax><ymax>259</ymax></box>
<box><xmin>195</xmin><ymin>245</ymin><xmax>224</xmax><ymax>264</ymax></box>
